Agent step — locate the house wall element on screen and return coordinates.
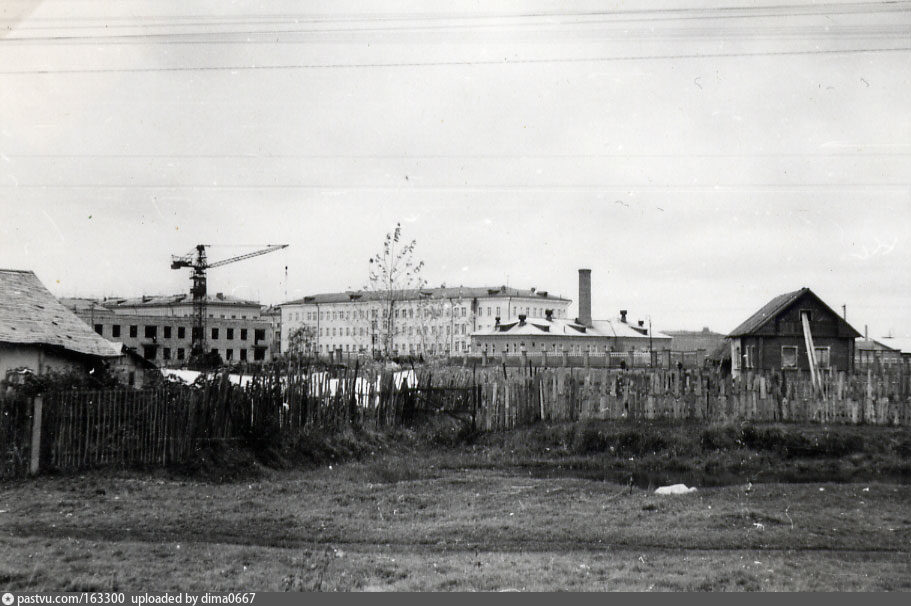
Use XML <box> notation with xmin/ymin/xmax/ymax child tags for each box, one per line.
<box><xmin>738</xmin><ymin>335</ymin><xmax>853</xmax><ymax>372</ymax></box>
<box><xmin>470</xmin><ymin>334</ymin><xmax>670</xmax><ymax>355</ymax></box>
<box><xmin>0</xmin><ymin>343</ymin><xmax>89</xmax><ymax>378</ymax></box>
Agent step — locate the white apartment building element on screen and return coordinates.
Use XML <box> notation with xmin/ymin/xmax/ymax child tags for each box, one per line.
<box><xmin>281</xmin><ymin>286</ymin><xmax>571</xmax><ymax>356</ymax></box>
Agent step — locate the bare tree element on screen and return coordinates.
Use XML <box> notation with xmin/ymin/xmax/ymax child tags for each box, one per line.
<box><xmin>288</xmin><ymin>324</ymin><xmax>318</xmax><ymax>358</ymax></box>
<box><xmin>366</xmin><ymin>223</ymin><xmax>426</xmax><ymax>356</ymax></box>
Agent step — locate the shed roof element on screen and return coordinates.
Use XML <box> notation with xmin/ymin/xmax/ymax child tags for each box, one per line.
<box><xmin>0</xmin><ymin>269</ymin><xmax>121</xmax><ymax>358</ymax></box>
<box><xmin>284</xmin><ymin>285</ymin><xmax>570</xmax><ymax>306</ymax></box>
<box><xmin>728</xmin><ymin>287</ymin><xmax>861</xmax><ymax>338</ymax></box>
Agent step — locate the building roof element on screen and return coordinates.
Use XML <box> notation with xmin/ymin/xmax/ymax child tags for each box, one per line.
<box><xmin>472</xmin><ymin>315</ymin><xmax>671</xmax><ymax>340</ymax></box>
<box><xmin>103</xmin><ymin>293</ymin><xmax>261</xmax><ymax>307</ymax></box>
<box><xmin>284</xmin><ymin>285</ymin><xmax>570</xmax><ymax>306</ymax></box>
<box><xmin>728</xmin><ymin>287</ymin><xmax>861</xmax><ymax>338</ymax></box>
<box><xmin>877</xmin><ymin>337</ymin><xmax>911</xmax><ymax>354</ymax></box>
<box><xmin>0</xmin><ymin>270</ymin><xmax>121</xmax><ymax>358</ymax></box>
<box><xmin>662</xmin><ymin>328</ymin><xmax>725</xmax><ymax>337</ymax></box>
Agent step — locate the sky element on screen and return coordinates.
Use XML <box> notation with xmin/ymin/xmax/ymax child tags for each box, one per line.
<box><xmin>1</xmin><ymin>0</ymin><xmax>909</xmax><ymax>337</ymax></box>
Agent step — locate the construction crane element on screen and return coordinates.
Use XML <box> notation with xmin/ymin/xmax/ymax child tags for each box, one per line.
<box><xmin>170</xmin><ymin>243</ymin><xmax>288</xmax><ymax>365</ymax></box>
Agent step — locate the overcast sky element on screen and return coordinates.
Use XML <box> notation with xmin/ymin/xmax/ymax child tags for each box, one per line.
<box><xmin>1</xmin><ymin>0</ymin><xmax>909</xmax><ymax>337</ymax></box>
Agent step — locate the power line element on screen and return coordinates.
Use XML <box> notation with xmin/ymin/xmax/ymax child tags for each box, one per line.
<box><xmin>1</xmin><ymin>46</ymin><xmax>907</xmax><ymax>75</ymax></box>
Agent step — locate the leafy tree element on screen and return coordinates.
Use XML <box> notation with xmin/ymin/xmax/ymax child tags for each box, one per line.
<box><xmin>288</xmin><ymin>324</ymin><xmax>318</xmax><ymax>357</ymax></box>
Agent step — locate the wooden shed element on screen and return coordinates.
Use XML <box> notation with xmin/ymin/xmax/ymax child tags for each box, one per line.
<box><xmin>728</xmin><ymin>287</ymin><xmax>861</xmax><ymax>377</ymax></box>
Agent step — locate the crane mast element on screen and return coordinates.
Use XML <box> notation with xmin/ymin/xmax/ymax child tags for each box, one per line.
<box><xmin>171</xmin><ymin>243</ymin><xmax>288</xmax><ymax>367</ymax></box>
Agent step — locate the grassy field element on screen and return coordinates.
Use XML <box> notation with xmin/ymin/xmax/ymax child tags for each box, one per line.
<box><xmin>1</xmin><ymin>421</ymin><xmax>909</xmax><ymax>591</ymax></box>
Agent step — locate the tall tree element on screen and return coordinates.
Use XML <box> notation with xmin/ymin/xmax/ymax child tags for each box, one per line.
<box><xmin>366</xmin><ymin>223</ymin><xmax>427</xmax><ymax>356</ymax></box>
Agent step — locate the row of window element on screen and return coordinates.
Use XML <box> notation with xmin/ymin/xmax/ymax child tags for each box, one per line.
<box><xmin>313</xmin><ymin>323</ymin><xmax>469</xmax><ymax>338</ymax></box>
<box><xmin>143</xmin><ymin>346</ymin><xmax>265</xmax><ymax>362</ymax></box>
<box><xmin>320</xmin><ymin>340</ymin><xmax>468</xmax><ymax>354</ymax></box>
<box><xmin>94</xmin><ymin>323</ymin><xmax>266</xmax><ymax>342</ymax></box>
<box><xmin>289</xmin><ymin>304</ymin><xmax>568</xmax><ymax>323</ymax></box>
<box><xmin>740</xmin><ymin>345</ymin><xmax>831</xmax><ymax>369</ymax></box>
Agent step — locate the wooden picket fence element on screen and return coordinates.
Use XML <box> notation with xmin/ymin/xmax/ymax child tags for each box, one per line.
<box><xmin>2</xmin><ymin>364</ymin><xmax>908</xmax><ymax>479</ymax></box>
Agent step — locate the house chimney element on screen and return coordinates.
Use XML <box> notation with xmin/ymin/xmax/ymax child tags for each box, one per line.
<box><xmin>578</xmin><ymin>268</ymin><xmax>592</xmax><ymax>328</ymax></box>
<box><xmin>865</xmin><ymin>324</ymin><xmax>868</xmax><ymax>340</ymax></box>
<box><xmin>620</xmin><ymin>310</ymin><xmax>628</xmax><ymax>323</ymax></box>
<box><xmin>638</xmin><ymin>320</ymin><xmax>644</xmax><ymax>327</ymax></box>
<box><xmin>518</xmin><ymin>314</ymin><xmax>526</xmax><ymax>324</ymax></box>
<box><xmin>545</xmin><ymin>309</ymin><xmax>553</xmax><ymax>321</ymax></box>
<box><xmin>495</xmin><ymin>316</ymin><xmax>501</xmax><ymax>328</ymax></box>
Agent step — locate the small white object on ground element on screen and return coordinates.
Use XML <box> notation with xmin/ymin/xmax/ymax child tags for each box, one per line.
<box><xmin>654</xmin><ymin>484</ymin><xmax>697</xmax><ymax>495</ymax></box>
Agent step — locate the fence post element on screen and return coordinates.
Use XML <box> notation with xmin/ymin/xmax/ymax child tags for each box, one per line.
<box><xmin>30</xmin><ymin>395</ymin><xmax>43</xmax><ymax>476</ymax></box>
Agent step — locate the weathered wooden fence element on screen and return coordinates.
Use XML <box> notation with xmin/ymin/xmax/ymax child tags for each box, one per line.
<box><xmin>437</xmin><ymin>365</ymin><xmax>911</xmax><ymax>430</ymax></box>
<box><xmin>2</xmin><ymin>365</ymin><xmax>908</xmax><ymax>479</ymax></box>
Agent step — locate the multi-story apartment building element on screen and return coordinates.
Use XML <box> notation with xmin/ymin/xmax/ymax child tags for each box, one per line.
<box><xmin>280</xmin><ymin>286</ymin><xmax>571</xmax><ymax>356</ymax></box>
<box><xmin>62</xmin><ymin>293</ymin><xmax>275</xmax><ymax>366</ymax></box>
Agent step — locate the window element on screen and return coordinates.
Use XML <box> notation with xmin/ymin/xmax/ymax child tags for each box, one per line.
<box><xmin>240</xmin><ymin>328</ymin><xmax>247</xmax><ymax>340</ymax></box>
<box><xmin>94</xmin><ymin>324</ymin><xmax>103</xmax><ymax>335</ymax></box>
<box><xmin>211</xmin><ymin>328</ymin><xmax>219</xmax><ymax>340</ymax></box>
<box><xmin>177</xmin><ymin>348</ymin><xmax>185</xmax><ymax>360</ymax></box>
<box><xmin>744</xmin><ymin>345</ymin><xmax>756</xmax><ymax>369</ymax></box>
<box><xmin>129</xmin><ymin>325</ymin><xmax>138</xmax><ymax>338</ymax></box>
<box><xmin>163</xmin><ymin>348</ymin><xmax>171</xmax><ymax>360</ymax></box>
<box><xmin>240</xmin><ymin>349</ymin><xmax>247</xmax><ymax>361</ymax></box>
<box><xmin>164</xmin><ymin>326</ymin><xmax>172</xmax><ymax>339</ymax></box>
<box><xmin>178</xmin><ymin>326</ymin><xmax>186</xmax><ymax>339</ymax></box>
<box><xmin>227</xmin><ymin>328</ymin><xmax>234</xmax><ymax>340</ymax></box>
<box><xmin>112</xmin><ymin>324</ymin><xmax>121</xmax><ymax>338</ymax></box>
<box><xmin>253</xmin><ymin>348</ymin><xmax>265</xmax><ymax>361</ymax></box>
<box><xmin>782</xmin><ymin>346</ymin><xmax>799</xmax><ymax>369</ymax></box>
<box><xmin>814</xmin><ymin>347</ymin><xmax>830</xmax><ymax>368</ymax></box>
<box><xmin>226</xmin><ymin>349</ymin><xmax>234</xmax><ymax>361</ymax></box>
<box><xmin>211</xmin><ymin>348</ymin><xmax>218</xmax><ymax>357</ymax></box>
<box><xmin>142</xmin><ymin>345</ymin><xmax>156</xmax><ymax>360</ymax></box>
<box><xmin>145</xmin><ymin>325</ymin><xmax>157</xmax><ymax>339</ymax></box>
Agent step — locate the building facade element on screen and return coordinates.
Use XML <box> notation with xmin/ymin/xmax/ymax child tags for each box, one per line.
<box><xmin>281</xmin><ymin>286</ymin><xmax>572</xmax><ymax>356</ymax></box>
<box><xmin>470</xmin><ymin>270</ymin><xmax>670</xmax><ymax>355</ymax></box>
<box><xmin>62</xmin><ymin>294</ymin><xmax>275</xmax><ymax>366</ymax></box>
<box><xmin>728</xmin><ymin>287</ymin><xmax>861</xmax><ymax>377</ymax></box>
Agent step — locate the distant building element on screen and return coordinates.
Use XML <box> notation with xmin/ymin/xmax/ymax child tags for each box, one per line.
<box><xmin>0</xmin><ymin>269</ymin><xmax>121</xmax><ymax>379</ymax></box>
<box><xmin>62</xmin><ymin>294</ymin><xmax>275</xmax><ymax>367</ymax></box>
<box><xmin>663</xmin><ymin>328</ymin><xmax>726</xmax><ymax>353</ymax></box>
<box><xmin>856</xmin><ymin>337</ymin><xmax>910</xmax><ymax>368</ymax></box>
<box><xmin>728</xmin><ymin>287</ymin><xmax>861</xmax><ymax>376</ymax></box>
<box><xmin>471</xmin><ymin>269</ymin><xmax>670</xmax><ymax>355</ymax></box>
<box><xmin>281</xmin><ymin>286</ymin><xmax>571</xmax><ymax>356</ymax></box>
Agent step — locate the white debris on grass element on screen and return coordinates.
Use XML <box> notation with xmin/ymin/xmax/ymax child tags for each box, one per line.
<box><xmin>654</xmin><ymin>484</ymin><xmax>697</xmax><ymax>495</ymax></box>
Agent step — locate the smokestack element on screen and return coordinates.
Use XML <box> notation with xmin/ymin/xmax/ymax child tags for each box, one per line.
<box><xmin>865</xmin><ymin>324</ymin><xmax>868</xmax><ymax>340</ymax></box>
<box><xmin>578</xmin><ymin>268</ymin><xmax>592</xmax><ymax>328</ymax></box>
<box><xmin>620</xmin><ymin>310</ymin><xmax>628</xmax><ymax>323</ymax></box>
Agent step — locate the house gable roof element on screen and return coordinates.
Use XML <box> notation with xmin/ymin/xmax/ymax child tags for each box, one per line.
<box><xmin>728</xmin><ymin>287</ymin><xmax>861</xmax><ymax>338</ymax></box>
<box><xmin>0</xmin><ymin>269</ymin><xmax>121</xmax><ymax>358</ymax></box>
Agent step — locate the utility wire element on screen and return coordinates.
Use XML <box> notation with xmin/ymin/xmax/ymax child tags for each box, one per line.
<box><xmin>1</xmin><ymin>46</ymin><xmax>908</xmax><ymax>75</ymax></box>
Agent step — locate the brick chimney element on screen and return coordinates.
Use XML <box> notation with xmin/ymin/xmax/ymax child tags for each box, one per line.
<box><xmin>578</xmin><ymin>268</ymin><xmax>592</xmax><ymax>328</ymax></box>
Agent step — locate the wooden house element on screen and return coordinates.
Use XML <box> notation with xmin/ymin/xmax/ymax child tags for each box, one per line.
<box><xmin>0</xmin><ymin>269</ymin><xmax>121</xmax><ymax>381</ymax></box>
<box><xmin>728</xmin><ymin>287</ymin><xmax>860</xmax><ymax>377</ymax></box>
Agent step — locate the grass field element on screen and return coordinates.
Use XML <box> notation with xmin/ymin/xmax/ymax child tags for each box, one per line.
<box><xmin>1</xmin><ymin>421</ymin><xmax>909</xmax><ymax>591</ymax></box>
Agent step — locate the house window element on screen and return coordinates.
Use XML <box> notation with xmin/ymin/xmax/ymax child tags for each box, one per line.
<box><xmin>163</xmin><ymin>326</ymin><xmax>172</xmax><ymax>339</ymax></box>
<box><xmin>241</xmin><ymin>329</ymin><xmax>247</xmax><ymax>340</ymax></box>
<box><xmin>94</xmin><ymin>324</ymin><xmax>103</xmax><ymax>335</ymax></box>
<box><xmin>744</xmin><ymin>345</ymin><xmax>756</xmax><ymax>369</ymax></box>
<box><xmin>177</xmin><ymin>348</ymin><xmax>185</xmax><ymax>360</ymax></box>
<box><xmin>227</xmin><ymin>328</ymin><xmax>234</xmax><ymax>340</ymax></box>
<box><xmin>211</xmin><ymin>328</ymin><xmax>219</xmax><ymax>340</ymax></box>
<box><xmin>142</xmin><ymin>345</ymin><xmax>156</xmax><ymax>360</ymax></box>
<box><xmin>178</xmin><ymin>326</ymin><xmax>186</xmax><ymax>339</ymax></box>
<box><xmin>240</xmin><ymin>349</ymin><xmax>247</xmax><ymax>361</ymax></box>
<box><xmin>112</xmin><ymin>324</ymin><xmax>121</xmax><ymax>338</ymax></box>
<box><xmin>144</xmin><ymin>325</ymin><xmax>157</xmax><ymax>339</ymax></box>
<box><xmin>782</xmin><ymin>346</ymin><xmax>799</xmax><ymax>369</ymax></box>
<box><xmin>226</xmin><ymin>349</ymin><xmax>234</xmax><ymax>361</ymax></box>
<box><xmin>814</xmin><ymin>346</ymin><xmax>830</xmax><ymax>368</ymax></box>
<box><xmin>254</xmin><ymin>329</ymin><xmax>266</xmax><ymax>342</ymax></box>
<box><xmin>129</xmin><ymin>325</ymin><xmax>138</xmax><ymax>338</ymax></box>
<box><xmin>253</xmin><ymin>348</ymin><xmax>265</xmax><ymax>361</ymax></box>
<box><xmin>163</xmin><ymin>348</ymin><xmax>171</xmax><ymax>360</ymax></box>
